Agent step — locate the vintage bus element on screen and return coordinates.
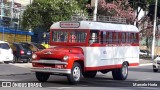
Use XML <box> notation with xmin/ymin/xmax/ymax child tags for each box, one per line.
<box><xmin>31</xmin><ymin>21</ymin><xmax>139</xmax><ymax>84</ymax></box>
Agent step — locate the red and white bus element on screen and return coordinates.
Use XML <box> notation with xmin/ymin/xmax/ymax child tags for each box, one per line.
<box><xmin>31</xmin><ymin>21</ymin><xmax>139</xmax><ymax>84</ymax></box>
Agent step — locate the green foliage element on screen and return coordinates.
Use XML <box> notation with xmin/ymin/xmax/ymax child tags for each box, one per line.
<box><xmin>22</xmin><ymin>0</ymin><xmax>87</xmax><ymax>31</ymax></box>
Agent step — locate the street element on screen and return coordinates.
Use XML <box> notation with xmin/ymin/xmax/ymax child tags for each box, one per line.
<box><xmin>0</xmin><ymin>63</ymin><xmax>160</xmax><ymax>90</ymax></box>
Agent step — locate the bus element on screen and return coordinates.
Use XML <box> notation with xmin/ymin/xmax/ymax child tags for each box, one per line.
<box><xmin>31</xmin><ymin>20</ymin><xmax>139</xmax><ymax>84</ymax></box>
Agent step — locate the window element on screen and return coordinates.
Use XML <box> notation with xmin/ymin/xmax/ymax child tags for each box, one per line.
<box><xmin>100</xmin><ymin>31</ymin><xmax>106</xmax><ymax>44</ymax></box>
<box><xmin>52</xmin><ymin>30</ymin><xmax>87</xmax><ymax>43</ymax></box>
<box><xmin>126</xmin><ymin>32</ymin><xmax>130</xmax><ymax>43</ymax></box>
<box><xmin>0</xmin><ymin>43</ymin><xmax>10</xmax><ymax>49</ymax></box>
<box><xmin>52</xmin><ymin>30</ymin><xmax>68</xmax><ymax>42</ymax></box>
<box><xmin>70</xmin><ymin>31</ymin><xmax>87</xmax><ymax>43</ymax></box>
<box><xmin>122</xmin><ymin>33</ymin><xmax>125</xmax><ymax>43</ymax></box>
<box><xmin>114</xmin><ymin>32</ymin><xmax>119</xmax><ymax>43</ymax></box>
<box><xmin>89</xmin><ymin>31</ymin><xmax>99</xmax><ymax>43</ymax></box>
<box><xmin>106</xmin><ymin>32</ymin><xmax>113</xmax><ymax>44</ymax></box>
<box><xmin>131</xmin><ymin>33</ymin><xmax>138</xmax><ymax>43</ymax></box>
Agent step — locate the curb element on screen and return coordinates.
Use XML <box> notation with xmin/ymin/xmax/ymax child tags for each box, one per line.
<box><xmin>139</xmin><ymin>63</ymin><xmax>152</xmax><ymax>66</ymax></box>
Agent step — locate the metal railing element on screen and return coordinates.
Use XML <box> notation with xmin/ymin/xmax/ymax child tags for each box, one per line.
<box><xmin>71</xmin><ymin>15</ymin><xmax>126</xmax><ymax>24</ymax></box>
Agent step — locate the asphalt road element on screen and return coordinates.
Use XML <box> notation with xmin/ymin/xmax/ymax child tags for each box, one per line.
<box><xmin>0</xmin><ymin>63</ymin><xmax>160</xmax><ymax>90</ymax></box>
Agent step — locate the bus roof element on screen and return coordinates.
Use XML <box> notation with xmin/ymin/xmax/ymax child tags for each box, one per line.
<box><xmin>50</xmin><ymin>21</ymin><xmax>139</xmax><ymax>32</ymax></box>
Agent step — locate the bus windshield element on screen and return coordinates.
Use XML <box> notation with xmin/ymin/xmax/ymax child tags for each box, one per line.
<box><xmin>52</xmin><ymin>30</ymin><xmax>87</xmax><ymax>43</ymax></box>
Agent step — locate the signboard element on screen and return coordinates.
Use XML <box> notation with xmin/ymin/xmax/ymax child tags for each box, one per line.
<box><xmin>60</xmin><ymin>22</ymin><xmax>80</xmax><ymax>28</ymax></box>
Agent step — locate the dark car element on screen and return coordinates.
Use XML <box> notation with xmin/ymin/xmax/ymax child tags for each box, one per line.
<box><xmin>20</xmin><ymin>42</ymin><xmax>46</xmax><ymax>52</ymax></box>
<box><xmin>10</xmin><ymin>42</ymin><xmax>32</xmax><ymax>63</ymax></box>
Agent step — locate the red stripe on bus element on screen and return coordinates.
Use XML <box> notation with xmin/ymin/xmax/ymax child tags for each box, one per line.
<box><xmin>85</xmin><ymin>63</ymin><xmax>139</xmax><ymax>71</ymax></box>
<box><xmin>90</xmin><ymin>43</ymin><xmax>139</xmax><ymax>47</ymax></box>
<box><xmin>85</xmin><ymin>64</ymin><xmax>122</xmax><ymax>71</ymax></box>
<box><xmin>129</xmin><ymin>63</ymin><xmax>139</xmax><ymax>66</ymax></box>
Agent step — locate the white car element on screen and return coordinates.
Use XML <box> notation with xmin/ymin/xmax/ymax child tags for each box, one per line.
<box><xmin>153</xmin><ymin>56</ymin><xmax>160</xmax><ymax>72</ymax></box>
<box><xmin>0</xmin><ymin>41</ymin><xmax>13</xmax><ymax>63</ymax></box>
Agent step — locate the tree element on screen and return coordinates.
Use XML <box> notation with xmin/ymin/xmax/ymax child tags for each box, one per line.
<box><xmin>22</xmin><ymin>0</ymin><xmax>87</xmax><ymax>31</ymax></box>
<box><xmin>86</xmin><ymin>0</ymin><xmax>135</xmax><ymax>24</ymax></box>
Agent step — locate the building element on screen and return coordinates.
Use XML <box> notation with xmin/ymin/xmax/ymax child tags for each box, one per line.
<box><xmin>0</xmin><ymin>0</ymin><xmax>33</xmax><ymax>42</ymax></box>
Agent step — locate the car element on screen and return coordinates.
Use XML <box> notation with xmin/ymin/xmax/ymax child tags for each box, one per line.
<box><xmin>0</xmin><ymin>41</ymin><xmax>13</xmax><ymax>64</ymax></box>
<box><xmin>20</xmin><ymin>42</ymin><xmax>46</xmax><ymax>52</ymax></box>
<box><xmin>139</xmin><ymin>50</ymin><xmax>147</xmax><ymax>56</ymax></box>
<box><xmin>10</xmin><ymin>42</ymin><xmax>32</xmax><ymax>63</ymax></box>
<box><xmin>153</xmin><ymin>56</ymin><xmax>160</xmax><ymax>72</ymax></box>
<box><xmin>139</xmin><ymin>50</ymin><xmax>150</xmax><ymax>57</ymax></box>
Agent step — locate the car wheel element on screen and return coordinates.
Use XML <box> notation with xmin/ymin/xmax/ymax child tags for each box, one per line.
<box><xmin>153</xmin><ymin>65</ymin><xmax>158</xmax><ymax>72</ymax></box>
<box><xmin>112</xmin><ymin>63</ymin><xmax>128</xmax><ymax>80</ymax></box>
<box><xmin>67</xmin><ymin>62</ymin><xmax>82</xmax><ymax>84</ymax></box>
<box><xmin>35</xmin><ymin>72</ymin><xmax>50</xmax><ymax>82</ymax></box>
<box><xmin>28</xmin><ymin>58</ymin><xmax>32</xmax><ymax>63</ymax></box>
<box><xmin>12</xmin><ymin>55</ymin><xmax>17</xmax><ymax>63</ymax></box>
<box><xmin>4</xmin><ymin>61</ymin><xmax>10</xmax><ymax>64</ymax></box>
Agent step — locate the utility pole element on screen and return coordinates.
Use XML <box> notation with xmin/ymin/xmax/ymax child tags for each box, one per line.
<box><xmin>93</xmin><ymin>0</ymin><xmax>98</xmax><ymax>21</ymax></box>
<box><xmin>1</xmin><ymin>0</ymin><xmax>4</xmax><ymax>41</ymax></box>
<box><xmin>11</xmin><ymin>0</ymin><xmax>14</xmax><ymax>25</ymax></box>
<box><xmin>0</xmin><ymin>0</ymin><xmax>4</xmax><ymax>19</ymax></box>
<box><xmin>151</xmin><ymin>0</ymin><xmax>158</xmax><ymax>60</ymax></box>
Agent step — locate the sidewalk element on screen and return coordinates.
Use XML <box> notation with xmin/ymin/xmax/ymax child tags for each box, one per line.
<box><xmin>140</xmin><ymin>58</ymin><xmax>153</xmax><ymax>64</ymax></box>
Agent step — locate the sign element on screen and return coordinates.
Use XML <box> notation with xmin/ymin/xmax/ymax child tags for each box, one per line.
<box><xmin>60</xmin><ymin>22</ymin><xmax>80</xmax><ymax>28</ymax></box>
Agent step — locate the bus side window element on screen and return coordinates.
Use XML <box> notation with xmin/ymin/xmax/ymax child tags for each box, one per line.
<box><xmin>100</xmin><ymin>31</ymin><xmax>106</xmax><ymax>44</ymax></box>
<box><xmin>108</xmin><ymin>32</ymin><xmax>112</xmax><ymax>44</ymax></box>
<box><xmin>89</xmin><ymin>31</ymin><xmax>99</xmax><ymax>44</ymax></box>
<box><xmin>122</xmin><ymin>32</ymin><xmax>125</xmax><ymax>43</ymax></box>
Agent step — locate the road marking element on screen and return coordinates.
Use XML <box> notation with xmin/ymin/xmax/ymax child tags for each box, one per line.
<box><xmin>139</xmin><ymin>63</ymin><xmax>152</xmax><ymax>66</ymax></box>
<box><xmin>134</xmin><ymin>78</ymin><xmax>152</xmax><ymax>81</ymax></box>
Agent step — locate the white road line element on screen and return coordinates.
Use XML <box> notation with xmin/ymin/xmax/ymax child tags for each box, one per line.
<box><xmin>134</xmin><ymin>78</ymin><xmax>152</xmax><ymax>81</ymax></box>
<box><xmin>139</xmin><ymin>63</ymin><xmax>152</xmax><ymax>66</ymax></box>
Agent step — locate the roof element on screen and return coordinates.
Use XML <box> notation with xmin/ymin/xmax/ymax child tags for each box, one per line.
<box><xmin>50</xmin><ymin>21</ymin><xmax>139</xmax><ymax>32</ymax></box>
<box><xmin>0</xmin><ymin>27</ymin><xmax>34</xmax><ymax>35</ymax></box>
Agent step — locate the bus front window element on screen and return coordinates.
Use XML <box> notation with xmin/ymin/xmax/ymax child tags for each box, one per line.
<box><xmin>69</xmin><ymin>31</ymin><xmax>87</xmax><ymax>43</ymax></box>
<box><xmin>52</xmin><ymin>30</ymin><xmax>68</xmax><ymax>42</ymax></box>
<box><xmin>52</xmin><ymin>30</ymin><xmax>87</xmax><ymax>43</ymax></box>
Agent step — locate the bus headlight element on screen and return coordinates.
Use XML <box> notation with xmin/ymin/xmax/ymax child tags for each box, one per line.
<box><xmin>63</xmin><ymin>55</ymin><xmax>69</xmax><ymax>61</ymax></box>
<box><xmin>32</xmin><ymin>54</ymin><xmax>37</xmax><ymax>59</ymax></box>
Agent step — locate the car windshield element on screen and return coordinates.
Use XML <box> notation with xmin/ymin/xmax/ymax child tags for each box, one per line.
<box><xmin>20</xmin><ymin>44</ymin><xmax>31</xmax><ymax>50</ymax></box>
<box><xmin>52</xmin><ymin>30</ymin><xmax>87</xmax><ymax>43</ymax></box>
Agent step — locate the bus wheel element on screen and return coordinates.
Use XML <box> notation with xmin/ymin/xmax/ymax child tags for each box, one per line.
<box><xmin>67</xmin><ymin>62</ymin><xmax>81</xmax><ymax>84</ymax></box>
<box><xmin>35</xmin><ymin>72</ymin><xmax>50</xmax><ymax>82</ymax></box>
<box><xmin>112</xmin><ymin>63</ymin><xmax>128</xmax><ymax>80</ymax></box>
<box><xmin>153</xmin><ymin>65</ymin><xmax>158</xmax><ymax>72</ymax></box>
<box><xmin>83</xmin><ymin>71</ymin><xmax>97</xmax><ymax>78</ymax></box>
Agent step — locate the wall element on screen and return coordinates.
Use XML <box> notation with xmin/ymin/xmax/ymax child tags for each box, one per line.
<box><xmin>0</xmin><ymin>32</ymin><xmax>31</xmax><ymax>43</ymax></box>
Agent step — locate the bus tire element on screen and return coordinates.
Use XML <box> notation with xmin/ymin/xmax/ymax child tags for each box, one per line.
<box><xmin>112</xmin><ymin>63</ymin><xmax>128</xmax><ymax>80</ymax></box>
<box><xmin>35</xmin><ymin>72</ymin><xmax>50</xmax><ymax>82</ymax></box>
<box><xmin>83</xmin><ymin>71</ymin><xmax>97</xmax><ymax>78</ymax></box>
<box><xmin>153</xmin><ymin>65</ymin><xmax>158</xmax><ymax>72</ymax></box>
<box><xmin>67</xmin><ymin>62</ymin><xmax>81</xmax><ymax>84</ymax></box>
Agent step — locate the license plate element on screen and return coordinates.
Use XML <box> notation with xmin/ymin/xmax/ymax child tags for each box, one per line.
<box><xmin>55</xmin><ymin>65</ymin><xmax>63</xmax><ymax>69</ymax></box>
<box><xmin>27</xmin><ymin>52</ymin><xmax>31</xmax><ymax>55</ymax></box>
<box><xmin>43</xmin><ymin>67</ymin><xmax>52</xmax><ymax>70</ymax></box>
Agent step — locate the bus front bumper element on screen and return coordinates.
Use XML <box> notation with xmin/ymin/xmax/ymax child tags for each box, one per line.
<box><xmin>31</xmin><ymin>67</ymin><xmax>71</xmax><ymax>74</ymax></box>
